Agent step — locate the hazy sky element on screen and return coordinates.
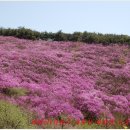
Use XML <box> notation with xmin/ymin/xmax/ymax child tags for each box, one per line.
<box><xmin>0</xmin><ymin>1</ymin><xmax>130</xmax><ymax>35</ymax></box>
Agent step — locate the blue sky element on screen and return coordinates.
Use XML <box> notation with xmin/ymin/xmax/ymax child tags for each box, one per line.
<box><xmin>0</xmin><ymin>1</ymin><xmax>130</xmax><ymax>35</ymax></box>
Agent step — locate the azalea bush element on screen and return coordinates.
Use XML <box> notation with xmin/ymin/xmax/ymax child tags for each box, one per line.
<box><xmin>0</xmin><ymin>36</ymin><xmax>130</xmax><ymax>128</ymax></box>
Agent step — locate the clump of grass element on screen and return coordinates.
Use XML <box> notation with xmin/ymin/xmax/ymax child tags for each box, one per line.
<box><xmin>0</xmin><ymin>100</ymin><xmax>35</xmax><ymax>128</ymax></box>
<box><xmin>75</xmin><ymin>122</ymin><xmax>104</xmax><ymax>129</ymax></box>
<box><xmin>2</xmin><ymin>87</ymin><xmax>29</xmax><ymax>97</ymax></box>
<box><xmin>71</xmin><ymin>43</ymin><xmax>82</xmax><ymax>52</ymax></box>
<box><xmin>119</xmin><ymin>56</ymin><xmax>126</xmax><ymax>65</ymax></box>
<box><xmin>15</xmin><ymin>44</ymin><xmax>26</xmax><ymax>49</ymax></box>
<box><xmin>123</xmin><ymin>48</ymin><xmax>129</xmax><ymax>56</ymax></box>
<box><xmin>35</xmin><ymin>67</ymin><xmax>57</xmax><ymax>79</ymax></box>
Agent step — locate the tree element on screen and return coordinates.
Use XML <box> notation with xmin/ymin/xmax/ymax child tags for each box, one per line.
<box><xmin>54</xmin><ymin>30</ymin><xmax>67</xmax><ymax>41</ymax></box>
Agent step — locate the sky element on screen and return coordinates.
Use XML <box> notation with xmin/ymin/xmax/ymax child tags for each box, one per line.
<box><xmin>0</xmin><ymin>1</ymin><xmax>130</xmax><ymax>35</ymax></box>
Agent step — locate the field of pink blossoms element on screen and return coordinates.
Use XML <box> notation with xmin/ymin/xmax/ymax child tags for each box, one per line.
<box><xmin>0</xmin><ymin>36</ymin><xmax>130</xmax><ymax>123</ymax></box>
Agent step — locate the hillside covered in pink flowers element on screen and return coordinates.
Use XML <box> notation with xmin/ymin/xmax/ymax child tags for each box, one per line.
<box><xmin>0</xmin><ymin>36</ymin><xmax>130</xmax><ymax>128</ymax></box>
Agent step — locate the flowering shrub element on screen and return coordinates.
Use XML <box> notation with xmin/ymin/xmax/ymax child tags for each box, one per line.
<box><xmin>0</xmin><ymin>36</ymin><xmax>130</xmax><ymax>127</ymax></box>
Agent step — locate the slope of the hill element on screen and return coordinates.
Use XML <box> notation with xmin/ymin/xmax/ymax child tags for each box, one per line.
<box><xmin>0</xmin><ymin>36</ymin><xmax>130</xmax><ymax>122</ymax></box>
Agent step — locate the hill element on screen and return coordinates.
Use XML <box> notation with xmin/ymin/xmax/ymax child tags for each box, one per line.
<box><xmin>0</xmin><ymin>36</ymin><xmax>130</xmax><ymax>128</ymax></box>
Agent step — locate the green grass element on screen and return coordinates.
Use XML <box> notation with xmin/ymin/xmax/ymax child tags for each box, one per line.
<box><xmin>0</xmin><ymin>100</ymin><xmax>35</xmax><ymax>128</ymax></box>
<box><xmin>2</xmin><ymin>87</ymin><xmax>29</xmax><ymax>97</ymax></box>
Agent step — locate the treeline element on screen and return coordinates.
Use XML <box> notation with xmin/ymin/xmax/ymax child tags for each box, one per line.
<box><xmin>0</xmin><ymin>27</ymin><xmax>130</xmax><ymax>45</ymax></box>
